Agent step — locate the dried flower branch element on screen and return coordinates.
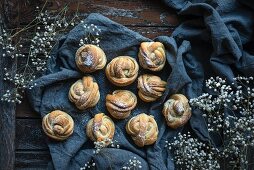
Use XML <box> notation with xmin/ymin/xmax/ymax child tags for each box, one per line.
<box><xmin>93</xmin><ymin>138</ymin><xmax>120</xmax><ymax>154</ymax></box>
<box><xmin>0</xmin><ymin>2</ymin><xmax>100</xmax><ymax>104</ymax></box>
<box><xmin>189</xmin><ymin>76</ymin><xmax>254</xmax><ymax>169</ymax></box>
<box><xmin>165</xmin><ymin>132</ymin><xmax>220</xmax><ymax>170</ymax></box>
<box><xmin>121</xmin><ymin>156</ymin><xmax>142</xmax><ymax>170</ymax></box>
<box><xmin>80</xmin><ymin>159</ymin><xmax>96</xmax><ymax>170</ymax></box>
<box><xmin>79</xmin><ymin>23</ymin><xmax>101</xmax><ymax>47</ymax></box>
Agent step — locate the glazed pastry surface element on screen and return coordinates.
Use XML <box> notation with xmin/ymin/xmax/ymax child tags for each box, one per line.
<box><xmin>163</xmin><ymin>94</ymin><xmax>192</xmax><ymax>129</ymax></box>
<box><xmin>69</xmin><ymin>76</ymin><xmax>100</xmax><ymax>110</ymax></box>
<box><xmin>137</xmin><ymin>74</ymin><xmax>166</xmax><ymax>102</ymax></box>
<box><xmin>105</xmin><ymin>56</ymin><xmax>139</xmax><ymax>86</ymax></box>
<box><xmin>106</xmin><ymin>90</ymin><xmax>137</xmax><ymax>119</ymax></box>
<box><xmin>42</xmin><ymin>110</ymin><xmax>74</xmax><ymax>141</ymax></box>
<box><xmin>138</xmin><ymin>42</ymin><xmax>166</xmax><ymax>71</ymax></box>
<box><xmin>75</xmin><ymin>44</ymin><xmax>107</xmax><ymax>73</ymax></box>
<box><xmin>86</xmin><ymin>113</ymin><xmax>115</xmax><ymax>145</ymax></box>
<box><xmin>126</xmin><ymin>113</ymin><xmax>158</xmax><ymax>147</ymax></box>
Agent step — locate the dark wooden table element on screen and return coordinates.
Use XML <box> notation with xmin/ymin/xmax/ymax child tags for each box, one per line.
<box><xmin>0</xmin><ymin>0</ymin><xmax>178</xmax><ymax>169</ymax></box>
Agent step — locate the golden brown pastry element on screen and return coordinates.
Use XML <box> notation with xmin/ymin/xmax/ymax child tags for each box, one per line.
<box><xmin>105</xmin><ymin>56</ymin><xmax>139</xmax><ymax>86</ymax></box>
<box><xmin>138</xmin><ymin>42</ymin><xmax>166</xmax><ymax>71</ymax></box>
<box><xmin>137</xmin><ymin>74</ymin><xmax>167</xmax><ymax>102</ymax></box>
<box><xmin>106</xmin><ymin>90</ymin><xmax>137</xmax><ymax>119</ymax></box>
<box><xmin>42</xmin><ymin>110</ymin><xmax>74</xmax><ymax>141</ymax></box>
<box><xmin>126</xmin><ymin>113</ymin><xmax>158</xmax><ymax>147</ymax></box>
<box><xmin>86</xmin><ymin>113</ymin><xmax>115</xmax><ymax>146</ymax></box>
<box><xmin>69</xmin><ymin>76</ymin><xmax>100</xmax><ymax>110</ymax></box>
<box><xmin>163</xmin><ymin>94</ymin><xmax>192</xmax><ymax>129</ymax></box>
<box><xmin>75</xmin><ymin>44</ymin><xmax>107</xmax><ymax>73</ymax></box>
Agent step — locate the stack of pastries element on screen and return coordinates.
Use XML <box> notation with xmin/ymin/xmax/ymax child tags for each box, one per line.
<box><xmin>41</xmin><ymin>41</ymin><xmax>192</xmax><ymax>148</ymax></box>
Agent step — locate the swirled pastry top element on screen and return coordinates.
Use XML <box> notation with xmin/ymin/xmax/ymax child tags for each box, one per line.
<box><xmin>42</xmin><ymin>110</ymin><xmax>74</xmax><ymax>141</ymax></box>
<box><xmin>106</xmin><ymin>90</ymin><xmax>137</xmax><ymax>119</ymax></box>
<box><xmin>69</xmin><ymin>76</ymin><xmax>100</xmax><ymax>110</ymax></box>
<box><xmin>86</xmin><ymin>113</ymin><xmax>115</xmax><ymax>146</ymax></box>
<box><xmin>105</xmin><ymin>56</ymin><xmax>139</xmax><ymax>86</ymax></box>
<box><xmin>126</xmin><ymin>113</ymin><xmax>158</xmax><ymax>147</ymax></box>
<box><xmin>138</xmin><ymin>42</ymin><xmax>166</xmax><ymax>71</ymax></box>
<box><xmin>75</xmin><ymin>44</ymin><xmax>107</xmax><ymax>73</ymax></box>
<box><xmin>163</xmin><ymin>94</ymin><xmax>192</xmax><ymax>129</ymax></box>
<box><xmin>137</xmin><ymin>74</ymin><xmax>167</xmax><ymax>102</ymax></box>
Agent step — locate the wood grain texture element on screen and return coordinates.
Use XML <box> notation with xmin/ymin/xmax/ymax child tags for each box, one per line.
<box><xmin>0</xmin><ymin>9</ymin><xmax>16</xmax><ymax>170</ymax></box>
<box><xmin>14</xmin><ymin>26</ymin><xmax>174</xmax><ymax>57</ymax></box>
<box><xmin>0</xmin><ymin>67</ymin><xmax>16</xmax><ymax>170</ymax></box>
<box><xmin>16</xmin><ymin>119</ymin><xmax>48</xmax><ymax>150</ymax></box>
<box><xmin>15</xmin><ymin>151</ymin><xmax>51</xmax><ymax>169</ymax></box>
<box><xmin>5</xmin><ymin>0</ymin><xmax>178</xmax><ymax>28</ymax></box>
<box><xmin>16</xmin><ymin>96</ymin><xmax>39</xmax><ymax>118</ymax></box>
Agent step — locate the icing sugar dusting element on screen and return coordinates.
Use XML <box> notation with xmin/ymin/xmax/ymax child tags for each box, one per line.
<box><xmin>81</xmin><ymin>51</ymin><xmax>94</xmax><ymax>67</ymax></box>
<box><xmin>141</xmin><ymin>50</ymin><xmax>154</xmax><ymax>67</ymax></box>
<box><xmin>114</xmin><ymin>99</ymin><xmax>128</xmax><ymax>108</ymax></box>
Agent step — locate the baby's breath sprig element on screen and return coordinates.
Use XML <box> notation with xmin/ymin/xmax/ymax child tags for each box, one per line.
<box><xmin>93</xmin><ymin>138</ymin><xmax>120</xmax><ymax>154</ymax></box>
<box><xmin>165</xmin><ymin>132</ymin><xmax>220</xmax><ymax>170</ymax></box>
<box><xmin>0</xmin><ymin>2</ymin><xmax>100</xmax><ymax>104</ymax></box>
<box><xmin>121</xmin><ymin>156</ymin><xmax>142</xmax><ymax>170</ymax></box>
<box><xmin>220</xmin><ymin>105</ymin><xmax>254</xmax><ymax>169</ymax></box>
<box><xmin>190</xmin><ymin>76</ymin><xmax>254</xmax><ymax>169</ymax></box>
<box><xmin>79</xmin><ymin>23</ymin><xmax>101</xmax><ymax>47</ymax></box>
<box><xmin>80</xmin><ymin>159</ymin><xmax>96</xmax><ymax>170</ymax></box>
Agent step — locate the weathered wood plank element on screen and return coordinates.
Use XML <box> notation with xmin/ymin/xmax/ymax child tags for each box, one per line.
<box><xmin>16</xmin><ymin>26</ymin><xmax>174</xmax><ymax>41</ymax></box>
<box><xmin>15</xmin><ymin>151</ymin><xmax>51</xmax><ymax>169</ymax></box>
<box><xmin>5</xmin><ymin>0</ymin><xmax>178</xmax><ymax>28</ymax></box>
<box><xmin>13</xmin><ymin>26</ymin><xmax>174</xmax><ymax>57</ymax></box>
<box><xmin>0</xmin><ymin>60</ymin><xmax>16</xmax><ymax>170</ymax></box>
<box><xmin>0</xmin><ymin>3</ymin><xmax>16</xmax><ymax>170</ymax></box>
<box><xmin>16</xmin><ymin>96</ymin><xmax>39</xmax><ymax>118</ymax></box>
<box><xmin>16</xmin><ymin>119</ymin><xmax>48</xmax><ymax>150</ymax></box>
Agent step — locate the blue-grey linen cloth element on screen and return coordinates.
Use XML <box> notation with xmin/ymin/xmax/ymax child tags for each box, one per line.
<box><xmin>27</xmin><ymin>0</ymin><xmax>254</xmax><ymax>169</ymax></box>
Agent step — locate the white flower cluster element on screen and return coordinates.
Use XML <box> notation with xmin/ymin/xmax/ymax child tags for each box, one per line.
<box><xmin>80</xmin><ymin>159</ymin><xmax>96</xmax><ymax>170</ymax></box>
<box><xmin>221</xmin><ymin>115</ymin><xmax>254</xmax><ymax>168</ymax></box>
<box><xmin>190</xmin><ymin>77</ymin><xmax>233</xmax><ymax>112</ymax></box>
<box><xmin>1</xmin><ymin>89</ymin><xmax>23</xmax><ymax>104</ymax></box>
<box><xmin>190</xmin><ymin>76</ymin><xmax>254</xmax><ymax>169</ymax></box>
<box><xmin>0</xmin><ymin>30</ymin><xmax>25</xmax><ymax>59</ymax></box>
<box><xmin>79</xmin><ymin>23</ymin><xmax>101</xmax><ymax>47</ymax></box>
<box><xmin>165</xmin><ymin>132</ymin><xmax>220</xmax><ymax>170</ymax></box>
<box><xmin>0</xmin><ymin>5</ymin><xmax>91</xmax><ymax>103</ymax></box>
<box><xmin>93</xmin><ymin>138</ymin><xmax>120</xmax><ymax>154</ymax></box>
<box><xmin>121</xmin><ymin>156</ymin><xmax>142</xmax><ymax>170</ymax></box>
